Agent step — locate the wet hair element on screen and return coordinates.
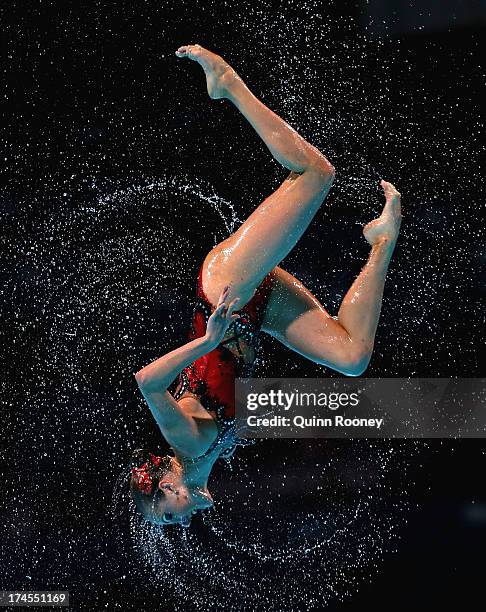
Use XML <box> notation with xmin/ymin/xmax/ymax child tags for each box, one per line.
<box><xmin>130</xmin><ymin>449</ymin><xmax>180</xmax><ymax>525</ymax></box>
<box><xmin>129</xmin><ymin>448</ymin><xmax>173</xmax><ymax>510</ymax></box>
<box><xmin>129</xmin><ymin>449</ymin><xmax>196</xmax><ymax>527</ymax></box>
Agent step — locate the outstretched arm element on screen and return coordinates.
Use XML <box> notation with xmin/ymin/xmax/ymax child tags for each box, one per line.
<box><xmin>134</xmin><ymin>336</ymin><xmax>215</xmax><ymax>441</ymax></box>
<box><xmin>133</xmin><ymin>286</ymin><xmax>240</xmax><ymax>451</ymax></box>
<box><xmin>134</xmin><ymin>339</ymin><xmax>210</xmax><ymax>452</ymax></box>
<box><xmin>135</xmin><ymin>335</ymin><xmax>214</xmax><ymax>393</ymax></box>
<box><xmin>134</xmin><ymin>285</ymin><xmax>240</xmax><ymax>392</ymax></box>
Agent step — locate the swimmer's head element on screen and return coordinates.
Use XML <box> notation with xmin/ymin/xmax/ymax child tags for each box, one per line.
<box><xmin>129</xmin><ymin>449</ymin><xmax>214</xmax><ymax>527</ymax></box>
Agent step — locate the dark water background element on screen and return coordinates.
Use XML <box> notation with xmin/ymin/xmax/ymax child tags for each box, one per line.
<box><xmin>2</xmin><ymin>1</ymin><xmax>485</xmax><ymax>610</ymax></box>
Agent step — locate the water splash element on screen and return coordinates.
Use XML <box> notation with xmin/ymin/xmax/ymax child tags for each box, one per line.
<box><xmin>110</xmin><ymin>440</ymin><xmax>420</xmax><ymax>610</ymax></box>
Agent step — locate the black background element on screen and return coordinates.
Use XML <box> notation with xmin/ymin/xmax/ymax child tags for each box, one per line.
<box><xmin>2</xmin><ymin>1</ymin><xmax>486</xmax><ymax>610</ymax></box>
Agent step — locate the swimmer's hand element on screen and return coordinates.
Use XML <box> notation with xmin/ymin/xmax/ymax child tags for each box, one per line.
<box><xmin>204</xmin><ymin>286</ymin><xmax>240</xmax><ymax>348</ymax></box>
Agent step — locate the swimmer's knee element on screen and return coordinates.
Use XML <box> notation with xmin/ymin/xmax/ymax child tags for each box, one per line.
<box><xmin>306</xmin><ymin>157</ymin><xmax>336</xmax><ymax>190</ymax></box>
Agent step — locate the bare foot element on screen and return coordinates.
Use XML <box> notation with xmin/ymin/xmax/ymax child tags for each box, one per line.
<box><xmin>363</xmin><ymin>180</ymin><xmax>402</xmax><ymax>246</ymax></box>
<box><xmin>175</xmin><ymin>44</ymin><xmax>237</xmax><ymax>99</ymax></box>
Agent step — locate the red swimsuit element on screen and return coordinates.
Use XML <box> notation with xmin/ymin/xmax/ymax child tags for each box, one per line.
<box><xmin>173</xmin><ymin>261</ymin><xmax>274</xmax><ymax>422</ymax></box>
<box><xmin>132</xmin><ymin>264</ymin><xmax>275</xmax><ymax>493</ymax></box>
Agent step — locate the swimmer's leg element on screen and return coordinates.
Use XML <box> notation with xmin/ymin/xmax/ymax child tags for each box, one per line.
<box><xmin>262</xmin><ymin>182</ymin><xmax>402</xmax><ymax>375</ymax></box>
<box><xmin>176</xmin><ymin>44</ymin><xmax>335</xmax><ymax>307</ymax></box>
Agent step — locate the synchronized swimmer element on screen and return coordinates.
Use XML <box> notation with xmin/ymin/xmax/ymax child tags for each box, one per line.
<box><xmin>130</xmin><ymin>44</ymin><xmax>402</xmax><ymax>527</ymax></box>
